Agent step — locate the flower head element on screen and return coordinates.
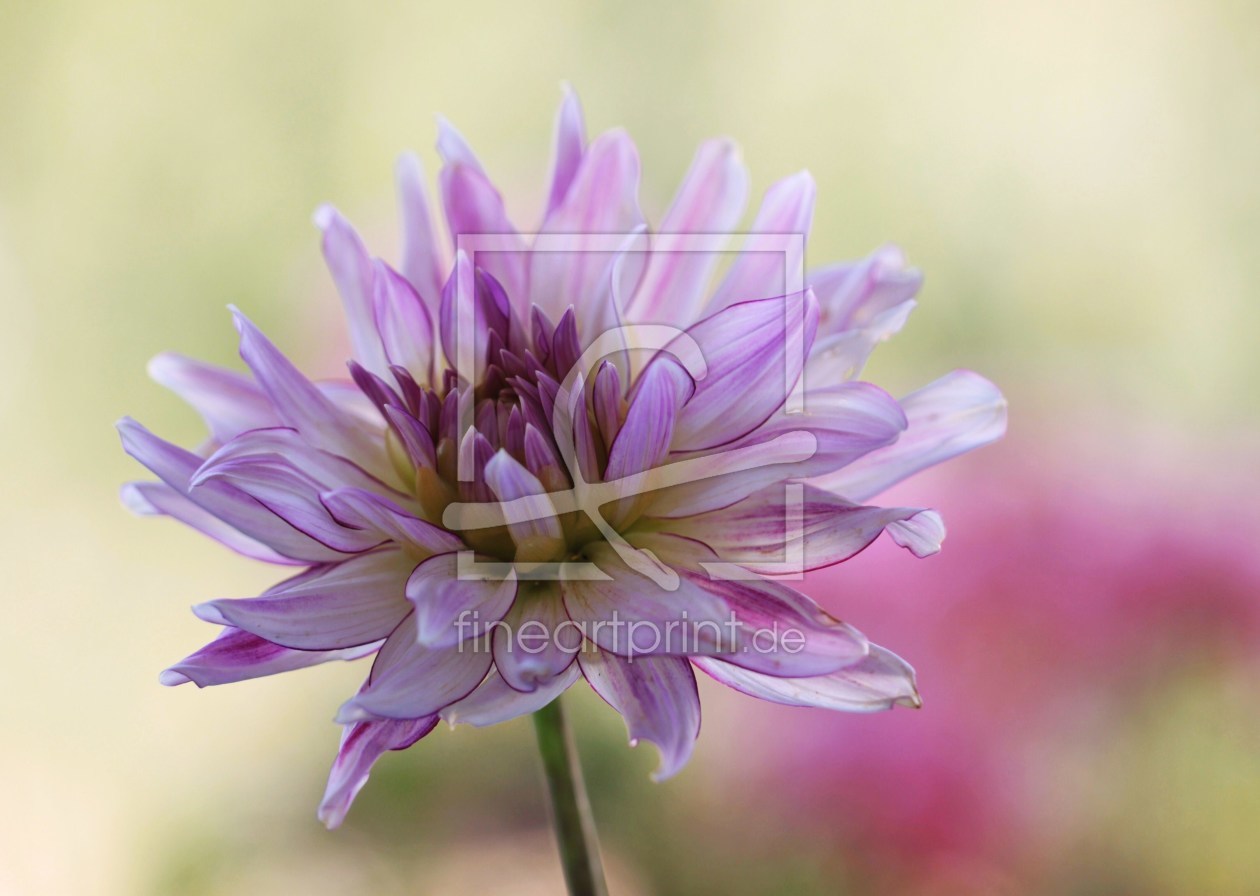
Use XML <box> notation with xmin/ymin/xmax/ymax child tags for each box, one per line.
<box><xmin>120</xmin><ymin>89</ymin><xmax>1005</xmax><ymax>828</ymax></box>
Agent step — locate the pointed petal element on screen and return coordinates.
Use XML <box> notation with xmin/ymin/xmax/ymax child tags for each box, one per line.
<box><xmin>439</xmin><ymin>164</ymin><xmax>526</xmax><ymax>301</ymax></box>
<box><xmin>322</xmin><ymin>487</ymin><xmax>463</xmax><ymax>555</ymax></box>
<box><xmin>160</xmin><ymin>626</ymin><xmax>377</xmax><ymax>688</ymax></box>
<box><xmin>706</xmin><ymin>172</ymin><xmax>815</xmax><ymax>314</ymax></box>
<box><xmin>816</xmin><ymin>370</ymin><xmax>1007</xmax><ymax>501</ymax></box>
<box><xmin>629</xmin><ymin>139</ymin><xmax>749</xmax><ymax>325</ymax></box>
<box><xmin>147</xmin><ymin>353</ymin><xmax>277</xmax><ymax>443</ymax></box>
<box><xmin>605</xmin><ymin>358</ymin><xmax>692</xmax><ymax>481</ymax></box>
<box><xmin>371</xmin><ymin>259</ymin><xmax>435</xmax><ymax>383</ymax></box>
<box><xmin>545</xmin><ymin>85</ymin><xmax>587</xmax><ymax>214</ymax></box>
<box><xmin>492</xmin><ymin>586</ymin><xmax>580</xmax><ymax>692</ymax></box>
<box><xmin>579</xmin><ymin>649</ymin><xmax>700</xmax><ymax>780</ymax></box>
<box><xmin>395</xmin><ymin>152</ymin><xmax>447</xmax><ymax>312</ymax></box>
<box><xmin>483</xmin><ymin>451</ymin><xmax>564</xmax><ymax>555</ymax></box>
<box><xmin>194</xmin><ymin>550</ymin><xmax>415</xmax><ymax>650</ymax></box>
<box><xmin>319</xmin><ymin>715</ymin><xmax>438</xmax><ymax>829</ymax></box>
<box><xmin>314</xmin><ymin>206</ymin><xmax>391</xmax><ymax>377</ymax></box>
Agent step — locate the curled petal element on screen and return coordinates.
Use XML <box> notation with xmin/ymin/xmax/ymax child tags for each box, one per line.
<box><xmin>147</xmin><ymin>353</ymin><xmax>276</xmax><ymax>444</ymax></box>
<box><xmin>322</xmin><ymin>487</ymin><xmax>463</xmax><ymax>555</ymax></box>
<box><xmin>442</xmin><ymin>663</ymin><xmax>579</xmax><ymax>727</ymax></box>
<box><xmin>406</xmin><ymin>553</ymin><xmax>517</xmax><ymax>648</ymax></box>
<box><xmin>492</xmin><ymin>586</ymin><xmax>580</xmax><ymax>693</ymax></box>
<box><xmin>693</xmin><ymin>644</ymin><xmax>920</xmax><ymax>712</ymax></box>
<box><xmin>579</xmin><ymin>648</ymin><xmax>700</xmax><ymax>781</ymax></box>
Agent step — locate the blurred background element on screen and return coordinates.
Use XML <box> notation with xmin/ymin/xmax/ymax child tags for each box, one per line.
<box><xmin>2</xmin><ymin>0</ymin><xmax>1258</xmax><ymax>893</ymax></box>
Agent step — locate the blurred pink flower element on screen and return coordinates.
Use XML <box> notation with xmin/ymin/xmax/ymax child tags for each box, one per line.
<box><xmin>118</xmin><ymin>89</ymin><xmax>1004</xmax><ymax>827</ymax></box>
<box><xmin>725</xmin><ymin>428</ymin><xmax>1260</xmax><ymax>886</ymax></box>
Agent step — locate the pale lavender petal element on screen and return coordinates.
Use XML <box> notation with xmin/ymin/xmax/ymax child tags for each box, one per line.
<box><xmin>439</xmin><ymin>164</ymin><xmax>527</xmax><ymax>301</ymax></box>
<box><xmin>340</xmin><ymin>613</ymin><xmax>494</xmax><ymax>721</ymax></box>
<box><xmin>805</xmin><ymin>299</ymin><xmax>916</xmax><ymax>384</ymax></box>
<box><xmin>816</xmin><ymin>370</ymin><xmax>1007</xmax><ymax>501</ymax></box>
<box><xmin>319</xmin><ymin>715</ymin><xmax>438</xmax><ymax>829</ymax></box>
<box><xmin>406</xmin><ymin>553</ymin><xmax>517</xmax><ymax>648</ymax></box>
<box><xmin>693</xmin><ymin>644</ymin><xmax>920</xmax><ymax>712</ymax></box>
<box><xmin>578</xmin><ymin>648</ymin><xmax>700</xmax><ymax>780</ymax></box>
<box><xmin>147</xmin><ymin>353</ymin><xmax>277</xmax><ymax>443</ymax></box>
<box><xmin>395</xmin><ymin>152</ymin><xmax>446</xmax><ymax>312</ymax></box>
<box><xmin>441</xmin><ymin>663</ymin><xmax>579</xmax><ymax>727</ymax></box>
<box><xmin>706</xmin><ymin>171</ymin><xmax>815</xmax><ymax>314</ymax></box>
<box><xmin>531</xmin><ymin>130</ymin><xmax>645</xmax><ymax>326</ymax></box>
<box><xmin>545</xmin><ymin>85</ymin><xmax>586</xmax><ymax>214</ymax></box>
<box><xmin>314</xmin><ymin>206</ymin><xmax>391</xmax><ymax>377</ymax></box>
<box><xmin>669</xmin><ymin>291</ymin><xmax>819</xmax><ymax>451</ymax></box>
<box><xmin>492</xmin><ymin>586</ymin><xmax>580</xmax><ymax>692</ymax></box>
<box><xmin>605</xmin><ymin>358</ymin><xmax>692</xmax><ymax>480</ymax></box>
<box><xmin>629</xmin><ymin>139</ymin><xmax>749</xmax><ymax>325</ymax></box>
<box><xmin>371</xmin><ymin>259</ymin><xmax>435</xmax><ymax>382</ymax></box>
<box><xmin>194</xmin><ymin>549</ymin><xmax>415</xmax><ymax>650</ymax></box>
<box><xmin>321</xmin><ymin>487</ymin><xmax>463</xmax><ymax>555</ymax></box>
<box><xmin>809</xmin><ymin>245</ymin><xmax>922</xmax><ymax>337</ymax></box>
<box><xmin>117</xmin><ymin>418</ymin><xmax>347</xmax><ymax>563</ymax></box>
<box><xmin>160</xmin><ymin>626</ymin><xmax>378</xmax><ymax>688</ymax></box>
<box><xmin>435</xmin><ymin>116</ymin><xmax>484</xmax><ymax>173</ymax></box>
<box><xmin>231</xmin><ymin>309</ymin><xmax>390</xmax><ymax>480</ymax></box>
<box><xmin>122</xmin><ymin>480</ymin><xmax>298</xmax><ymax>565</ymax></box>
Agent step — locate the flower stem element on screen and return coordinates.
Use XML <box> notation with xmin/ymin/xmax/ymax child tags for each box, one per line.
<box><xmin>532</xmin><ymin>696</ymin><xmax>608</xmax><ymax>896</ymax></box>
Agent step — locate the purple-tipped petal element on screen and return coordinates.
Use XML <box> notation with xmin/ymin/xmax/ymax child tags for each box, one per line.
<box><xmin>322</xmin><ymin>487</ymin><xmax>463</xmax><ymax>555</ymax></box>
<box><xmin>668</xmin><ymin>291</ymin><xmax>820</xmax><ymax>452</ymax></box>
<box><xmin>442</xmin><ymin>663</ymin><xmax>579</xmax><ymax>727</ymax></box>
<box><xmin>816</xmin><ymin>370</ymin><xmax>1007</xmax><ymax>502</ymax></box>
<box><xmin>147</xmin><ymin>353</ymin><xmax>277</xmax><ymax>444</ymax></box>
<box><xmin>160</xmin><ymin>627</ymin><xmax>377</xmax><ymax>688</ymax></box>
<box><xmin>117</xmin><ymin>418</ymin><xmax>348</xmax><ymax>563</ymax></box>
<box><xmin>231</xmin><ymin>309</ymin><xmax>391</xmax><ymax>481</ymax></box>
<box><xmin>122</xmin><ymin>480</ymin><xmax>298</xmax><ymax>565</ymax></box>
<box><xmin>319</xmin><ymin>715</ymin><xmax>438</xmax><ymax>829</ymax></box>
<box><xmin>545</xmin><ymin>85</ymin><xmax>587</xmax><ymax>214</ymax></box>
<box><xmin>579</xmin><ymin>648</ymin><xmax>700</xmax><ymax>781</ymax></box>
<box><xmin>315</xmin><ymin>206</ymin><xmax>391</xmax><ymax>378</ymax></box>
<box><xmin>694</xmin><ymin>644</ymin><xmax>920</xmax><ymax>713</ymax></box>
<box><xmin>395</xmin><ymin>152</ymin><xmax>446</xmax><ymax>312</ymax></box>
<box><xmin>194</xmin><ymin>549</ymin><xmax>415</xmax><ymax>650</ymax></box>
<box><xmin>706</xmin><ymin>171</ymin><xmax>815</xmax><ymax>314</ymax></box>
<box><xmin>629</xmin><ymin>138</ymin><xmax>749</xmax><ymax>326</ymax></box>
<box><xmin>406</xmin><ymin>553</ymin><xmax>517</xmax><ymax>648</ymax></box>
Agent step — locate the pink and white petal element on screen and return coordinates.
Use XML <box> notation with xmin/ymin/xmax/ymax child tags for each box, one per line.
<box><xmin>147</xmin><ymin>353</ymin><xmax>277</xmax><ymax>443</ymax></box>
<box><xmin>395</xmin><ymin>152</ymin><xmax>447</xmax><ymax>314</ymax></box>
<box><xmin>531</xmin><ymin>130</ymin><xmax>645</xmax><ymax>326</ymax></box>
<box><xmin>809</xmin><ymin>245</ymin><xmax>922</xmax><ymax>337</ymax></box>
<box><xmin>669</xmin><ymin>291</ymin><xmax>819</xmax><ymax>452</ymax></box>
<box><xmin>117</xmin><ymin>418</ymin><xmax>348</xmax><ymax>564</ymax></box>
<box><xmin>579</xmin><ymin>649</ymin><xmax>700</xmax><ymax>781</ymax></box>
<box><xmin>805</xmin><ymin>299</ymin><xmax>916</xmax><ymax>384</ymax></box>
<box><xmin>340</xmin><ymin>614</ymin><xmax>494</xmax><ymax>721</ymax></box>
<box><xmin>231</xmin><ymin>309</ymin><xmax>391</xmax><ymax>481</ymax></box>
<box><xmin>693</xmin><ymin>644</ymin><xmax>920</xmax><ymax>713</ymax></box>
<box><xmin>705</xmin><ymin>172</ymin><xmax>815</xmax><ymax>315</ymax></box>
<box><xmin>194</xmin><ymin>549</ymin><xmax>415</xmax><ymax>650</ymax></box>
<box><xmin>886</xmin><ymin>509</ymin><xmax>945</xmax><ymax>558</ymax></box>
<box><xmin>545</xmin><ymin>85</ymin><xmax>587</xmax><ymax>215</ymax></box>
<box><xmin>406</xmin><ymin>553</ymin><xmax>517</xmax><ymax>648</ymax></box>
<box><xmin>322</xmin><ymin>487</ymin><xmax>463</xmax><ymax>556</ymax></box>
<box><xmin>492</xmin><ymin>586</ymin><xmax>581</xmax><ymax>693</ymax></box>
<box><xmin>122</xmin><ymin>480</ymin><xmax>299</xmax><ymax>565</ymax></box>
<box><xmin>441</xmin><ymin>663</ymin><xmax>580</xmax><ymax>727</ymax></box>
<box><xmin>314</xmin><ymin>206</ymin><xmax>391</xmax><ymax>378</ymax></box>
<box><xmin>816</xmin><ymin>370</ymin><xmax>1007</xmax><ymax>502</ymax></box>
<box><xmin>629</xmin><ymin>139</ymin><xmax>749</xmax><ymax>326</ymax></box>
<box><xmin>318</xmin><ymin>715</ymin><xmax>439</xmax><ymax>829</ymax></box>
<box><xmin>160</xmin><ymin>627</ymin><xmax>378</xmax><ymax>688</ymax></box>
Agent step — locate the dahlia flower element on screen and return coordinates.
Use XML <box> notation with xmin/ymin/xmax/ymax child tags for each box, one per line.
<box><xmin>119</xmin><ymin>88</ymin><xmax>1004</xmax><ymax>844</ymax></box>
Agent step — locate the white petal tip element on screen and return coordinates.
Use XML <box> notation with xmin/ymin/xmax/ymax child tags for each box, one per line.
<box><xmin>312</xmin><ymin>203</ymin><xmax>338</xmax><ymax>230</ymax></box>
<box><xmin>158</xmin><ymin>669</ymin><xmax>191</xmax><ymax>687</ymax></box>
<box><xmin>190</xmin><ymin>601</ymin><xmax>229</xmax><ymax>626</ymax></box>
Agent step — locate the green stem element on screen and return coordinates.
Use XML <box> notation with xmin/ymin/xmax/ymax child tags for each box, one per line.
<box><xmin>532</xmin><ymin>696</ymin><xmax>609</xmax><ymax>896</ymax></box>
